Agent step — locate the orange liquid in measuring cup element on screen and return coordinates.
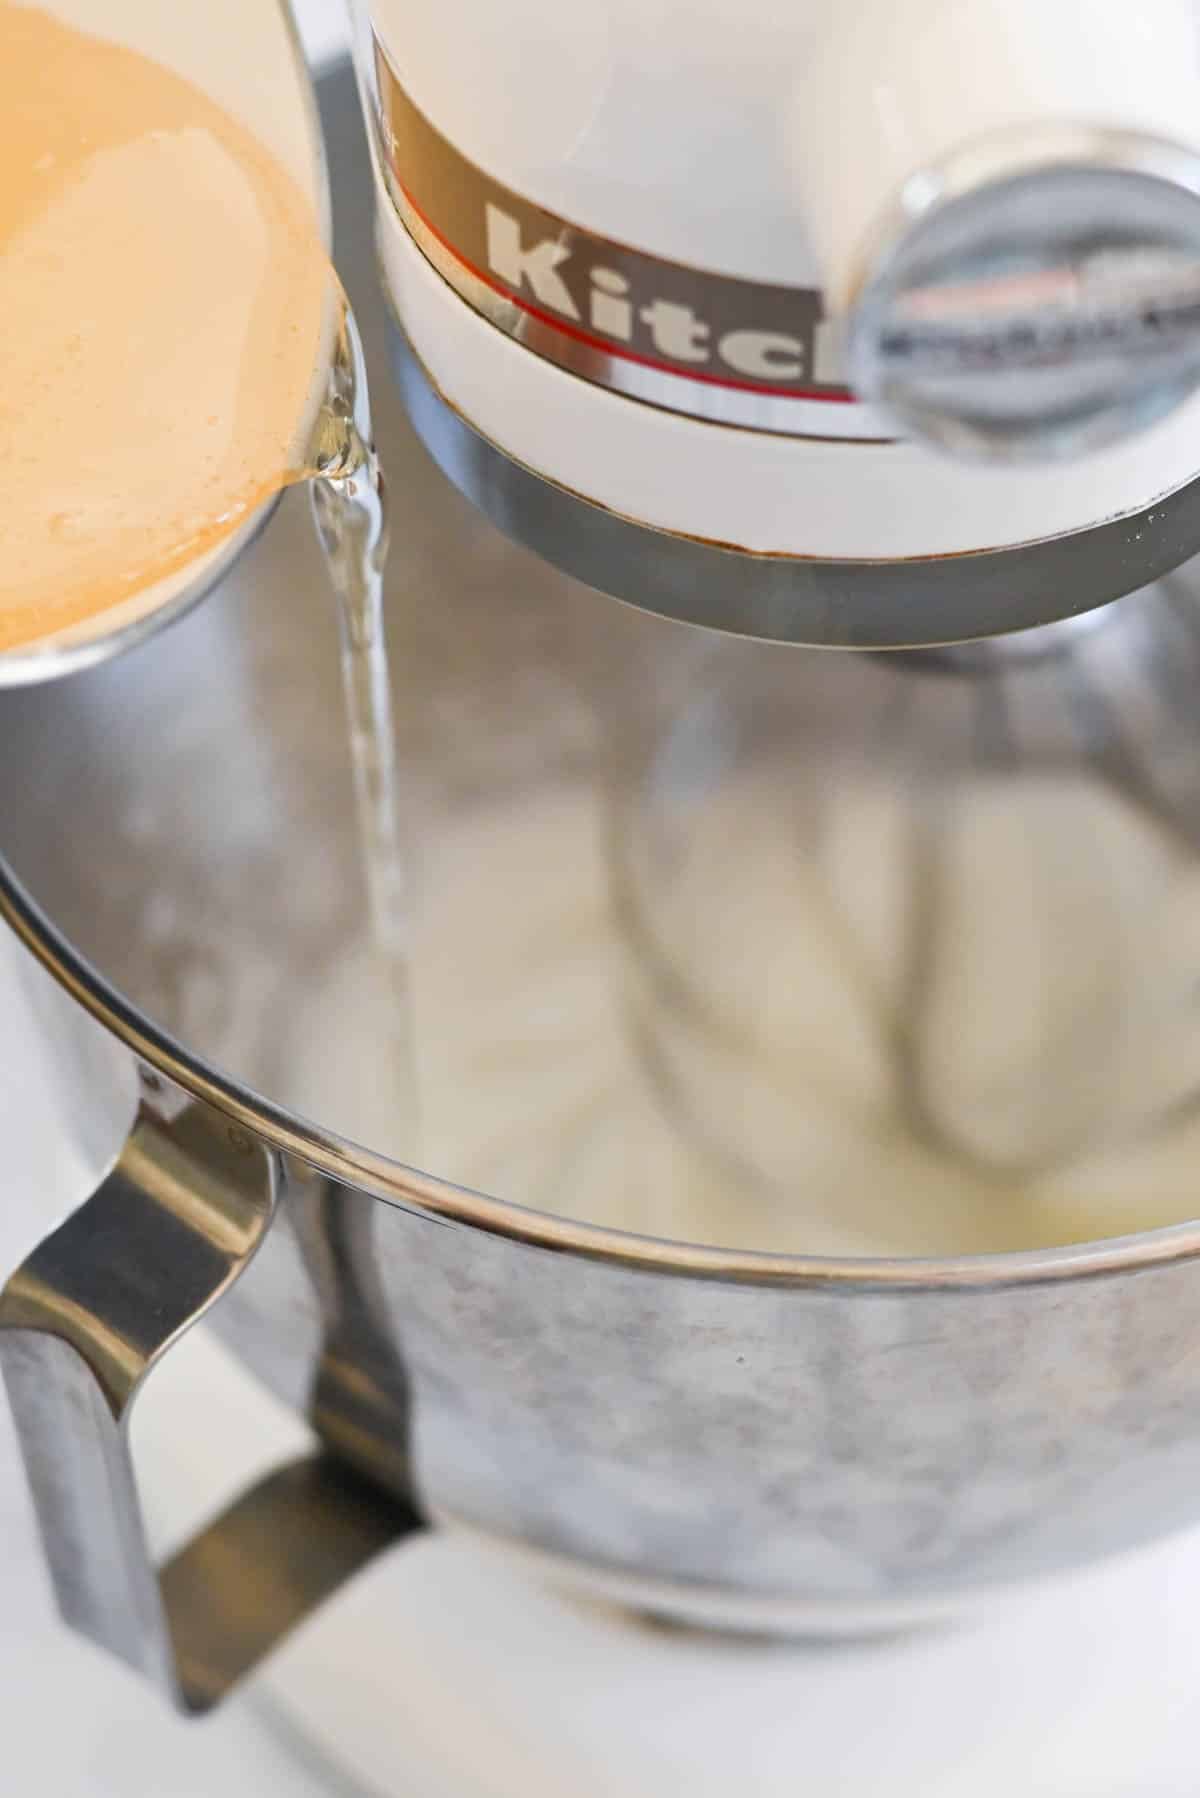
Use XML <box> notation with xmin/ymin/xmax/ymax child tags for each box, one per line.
<box><xmin>0</xmin><ymin>2</ymin><xmax>332</xmax><ymax>654</ymax></box>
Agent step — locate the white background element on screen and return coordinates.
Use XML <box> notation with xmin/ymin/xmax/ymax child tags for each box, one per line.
<box><xmin>291</xmin><ymin>0</ymin><xmax>350</xmax><ymax>65</ymax></box>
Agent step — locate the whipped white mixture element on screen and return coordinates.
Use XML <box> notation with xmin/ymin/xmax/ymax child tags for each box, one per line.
<box><xmin>282</xmin><ymin>767</ymin><xmax>1200</xmax><ymax>1259</ymax></box>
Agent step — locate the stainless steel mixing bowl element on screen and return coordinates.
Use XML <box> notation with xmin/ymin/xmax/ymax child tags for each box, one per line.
<box><xmin>7</xmin><ymin>66</ymin><xmax>1200</xmax><ymax>1713</ymax></box>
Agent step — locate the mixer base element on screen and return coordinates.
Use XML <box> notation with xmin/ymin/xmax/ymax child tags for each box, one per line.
<box><xmin>258</xmin><ymin>1505</ymin><xmax>1200</xmax><ymax>1798</ymax></box>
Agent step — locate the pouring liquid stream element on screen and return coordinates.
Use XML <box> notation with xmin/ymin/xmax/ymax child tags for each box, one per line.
<box><xmin>309</xmin><ymin>341</ymin><xmax>421</xmax><ymax>1153</ymax></box>
<box><xmin>1</xmin><ymin>2</ymin><xmax>418</xmax><ymax>1149</ymax></box>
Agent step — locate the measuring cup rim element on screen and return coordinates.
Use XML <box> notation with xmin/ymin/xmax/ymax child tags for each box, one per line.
<box><xmin>6</xmin><ymin>856</ymin><xmax>1199</xmax><ymax>1295</ymax></box>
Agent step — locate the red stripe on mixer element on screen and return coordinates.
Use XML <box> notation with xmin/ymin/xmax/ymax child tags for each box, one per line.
<box><xmin>371</xmin><ymin>34</ymin><xmax>891</xmax><ymax>437</ymax></box>
<box><xmin>397</xmin><ymin>180</ymin><xmax>857</xmax><ymax>406</ymax></box>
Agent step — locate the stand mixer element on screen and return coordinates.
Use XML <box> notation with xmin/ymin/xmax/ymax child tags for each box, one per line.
<box><xmin>11</xmin><ymin>0</ymin><xmax>1200</xmax><ymax>1736</ymax></box>
<box><xmin>367</xmin><ymin>0</ymin><xmax>1200</xmax><ymax>641</ymax></box>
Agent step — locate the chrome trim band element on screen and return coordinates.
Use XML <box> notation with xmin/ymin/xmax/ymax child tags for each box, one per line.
<box><xmin>389</xmin><ymin>314</ymin><xmax>1200</xmax><ymax>649</ymax></box>
<box><xmin>370</xmin><ymin>36</ymin><xmax>889</xmax><ymax>441</ymax></box>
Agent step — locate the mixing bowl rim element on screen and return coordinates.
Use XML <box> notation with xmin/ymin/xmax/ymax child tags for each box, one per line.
<box><xmin>6</xmin><ymin>858</ymin><xmax>1200</xmax><ymax>1294</ymax></box>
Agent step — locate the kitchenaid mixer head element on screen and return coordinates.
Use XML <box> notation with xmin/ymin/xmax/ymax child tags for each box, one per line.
<box><xmin>367</xmin><ymin>0</ymin><xmax>1200</xmax><ymax>646</ymax></box>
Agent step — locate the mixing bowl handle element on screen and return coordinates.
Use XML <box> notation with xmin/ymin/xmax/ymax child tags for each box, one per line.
<box><xmin>0</xmin><ymin>1072</ymin><xmax>421</xmax><ymax>1713</ymax></box>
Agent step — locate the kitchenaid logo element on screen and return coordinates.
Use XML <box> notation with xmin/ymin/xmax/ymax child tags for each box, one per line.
<box><xmin>482</xmin><ymin>202</ymin><xmax>840</xmax><ymax>389</ymax></box>
<box><xmin>372</xmin><ymin>35</ymin><xmax>871</xmax><ymax>436</ymax></box>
